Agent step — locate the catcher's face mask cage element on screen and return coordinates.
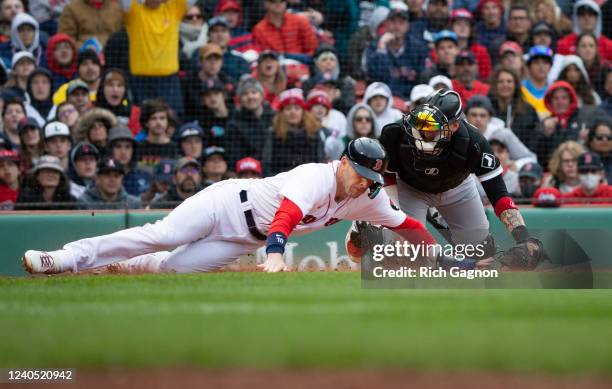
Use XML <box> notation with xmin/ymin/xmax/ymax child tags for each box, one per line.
<box><xmin>404</xmin><ymin>104</ymin><xmax>452</xmax><ymax>157</ymax></box>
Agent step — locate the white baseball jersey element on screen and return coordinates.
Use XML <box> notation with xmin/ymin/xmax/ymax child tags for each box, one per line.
<box><xmin>59</xmin><ymin>161</ymin><xmax>406</xmax><ymax>273</ymax></box>
<box><xmin>248</xmin><ymin>161</ymin><xmax>405</xmax><ymax>235</ymax></box>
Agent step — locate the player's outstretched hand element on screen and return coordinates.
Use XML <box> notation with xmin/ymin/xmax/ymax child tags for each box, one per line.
<box><xmin>258</xmin><ymin>253</ymin><xmax>290</xmax><ymax>273</ymax></box>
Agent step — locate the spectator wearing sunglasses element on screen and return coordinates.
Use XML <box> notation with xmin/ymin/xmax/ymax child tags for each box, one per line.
<box><xmin>587</xmin><ymin>121</ymin><xmax>612</xmax><ymax>183</ymax></box>
<box><xmin>180</xmin><ymin>3</ymin><xmax>208</xmax><ymax>59</ymax></box>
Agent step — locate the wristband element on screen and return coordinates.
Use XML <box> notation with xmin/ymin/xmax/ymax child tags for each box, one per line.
<box><xmin>511</xmin><ymin>225</ymin><xmax>530</xmax><ymax>243</ymax></box>
<box><xmin>266</xmin><ymin>232</ymin><xmax>288</xmax><ymax>254</ymax></box>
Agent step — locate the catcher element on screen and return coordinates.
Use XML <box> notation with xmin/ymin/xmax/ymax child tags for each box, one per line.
<box><xmin>347</xmin><ymin>89</ymin><xmax>547</xmax><ymax>271</ymax></box>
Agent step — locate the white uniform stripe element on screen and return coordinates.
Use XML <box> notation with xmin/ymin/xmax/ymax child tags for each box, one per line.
<box><xmin>477</xmin><ymin>166</ymin><xmax>503</xmax><ymax>182</ymax></box>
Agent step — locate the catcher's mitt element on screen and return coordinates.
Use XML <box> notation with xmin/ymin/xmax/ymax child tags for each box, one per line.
<box><xmin>499</xmin><ymin>237</ymin><xmax>547</xmax><ymax>270</ymax></box>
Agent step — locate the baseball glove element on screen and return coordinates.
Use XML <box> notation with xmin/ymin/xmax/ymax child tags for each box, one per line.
<box><xmin>499</xmin><ymin>237</ymin><xmax>547</xmax><ymax>270</ymax></box>
<box><xmin>350</xmin><ymin>221</ymin><xmax>384</xmax><ymax>256</ymax></box>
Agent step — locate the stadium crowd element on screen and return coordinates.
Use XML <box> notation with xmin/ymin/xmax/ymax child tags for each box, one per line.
<box><xmin>0</xmin><ymin>0</ymin><xmax>611</xmax><ymax>210</ymax></box>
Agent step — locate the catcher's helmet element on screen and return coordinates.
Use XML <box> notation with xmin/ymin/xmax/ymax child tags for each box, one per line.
<box><xmin>345</xmin><ymin>137</ymin><xmax>387</xmax><ymax>198</ymax></box>
<box><xmin>424</xmin><ymin>89</ymin><xmax>463</xmax><ymax>123</ymax></box>
<box><xmin>403</xmin><ymin>103</ymin><xmax>453</xmax><ymax>157</ymax></box>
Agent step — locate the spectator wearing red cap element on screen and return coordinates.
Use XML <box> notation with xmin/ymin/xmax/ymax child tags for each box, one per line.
<box><xmin>267</xmin><ymin>88</ymin><xmax>324</xmax><ymax>175</ymax></box>
<box><xmin>446</xmin><ymin>8</ymin><xmax>492</xmax><ymax>80</ymax></box>
<box><xmin>562</xmin><ymin>151</ymin><xmax>612</xmax><ymax>204</ymax></box>
<box><xmin>235</xmin><ymin>157</ymin><xmax>263</xmax><ymax>179</ymax></box>
<box><xmin>0</xmin><ymin>149</ymin><xmax>20</xmax><ymax>209</ymax></box>
<box><xmin>451</xmin><ymin>50</ymin><xmax>490</xmax><ymax>107</ymax></box>
<box><xmin>475</xmin><ymin>0</ymin><xmax>506</xmax><ymax>53</ymax></box>
<box><xmin>252</xmin><ymin>0</ymin><xmax>318</xmax><ymax>56</ymax></box>
<box><xmin>497</xmin><ymin>41</ymin><xmax>524</xmax><ymax>76</ymax></box>
<box><xmin>490</xmin><ymin>4</ymin><xmax>532</xmax><ymax>64</ymax></box>
<box><xmin>215</xmin><ymin>0</ymin><xmax>249</xmax><ymax>39</ymax></box>
<box><xmin>306</xmin><ymin>89</ymin><xmax>346</xmax><ymax>139</ymax></box>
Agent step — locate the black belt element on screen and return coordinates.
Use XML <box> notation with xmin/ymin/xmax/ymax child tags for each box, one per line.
<box><xmin>240</xmin><ymin>190</ymin><xmax>267</xmax><ymax>241</ymax></box>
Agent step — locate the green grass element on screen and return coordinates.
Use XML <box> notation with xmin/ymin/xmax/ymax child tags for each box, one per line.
<box><xmin>1</xmin><ymin>273</ymin><xmax>612</xmax><ymax>374</ymax></box>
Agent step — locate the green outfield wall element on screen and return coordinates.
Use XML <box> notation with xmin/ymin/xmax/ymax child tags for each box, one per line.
<box><xmin>1</xmin><ymin>208</ymin><xmax>611</xmax><ymax>276</ymax></box>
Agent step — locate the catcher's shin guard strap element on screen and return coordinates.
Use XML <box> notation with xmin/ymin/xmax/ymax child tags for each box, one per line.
<box><xmin>266</xmin><ymin>232</ymin><xmax>288</xmax><ymax>254</ymax></box>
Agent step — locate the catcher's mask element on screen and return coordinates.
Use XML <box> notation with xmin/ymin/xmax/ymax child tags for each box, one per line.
<box><xmin>344</xmin><ymin>137</ymin><xmax>388</xmax><ymax>199</ymax></box>
<box><xmin>403</xmin><ymin>103</ymin><xmax>453</xmax><ymax>157</ymax></box>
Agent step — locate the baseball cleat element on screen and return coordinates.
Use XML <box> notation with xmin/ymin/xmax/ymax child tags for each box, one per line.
<box><xmin>22</xmin><ymin>250</ymin><xmax>66</xmax><ymax>274</ymax></box>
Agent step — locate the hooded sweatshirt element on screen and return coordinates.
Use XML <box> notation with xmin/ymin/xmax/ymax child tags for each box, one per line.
<box><xmin>363</xmin><ymin>82</ymin><xmax>403</xmax><ymax>137</ymax></box>
<box><xmin>26</xmin><ymin>67</ymin><xmax>54</xmax><ymax>120</ymax></box>
<box><xmin>45</xmin><ymin>33</ymin><xmax>77</xmax><ymax>88</ymax></box>
<box><xmin>551</xmin><ymin>55</ymin><xmax>602</xmax><ymax>105</ymax></box>
<box><xmin>77</xmin><ymin>184</ymin><xmax>142</xmax><ymax>210</ymax></box>
<box><xmin>557</xmin><ymin>0</ymin><xmax>612</xmax><ymax>61</ymax></box>
<box><xmin>484</xmin><ymin>117</ymin><xmax>538</xmax><ymax>169</ymax></box>
<box><xmin>532</xmin><ymin>81</ymin><xmax>581</xmax><ymax>166</ymax></box>
<box><xmin>0</xmin><ymin>13</ymin><xmax>46</xmax><ymax>69</ymax></box>
<box><xmin>324</xmin><ymin>103</ymin><xmax>379</xmax><ymax>161</ymax></box>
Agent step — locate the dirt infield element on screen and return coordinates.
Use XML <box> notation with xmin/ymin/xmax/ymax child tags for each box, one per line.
<box><xmin>40</xmin><ymin>369</ymin><xmax>611</xmax><ymax>389</ymax></box>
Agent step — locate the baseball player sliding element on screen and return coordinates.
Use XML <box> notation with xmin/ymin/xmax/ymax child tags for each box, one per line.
<box><xmin>22</xmin><ymin>138</ymin><xmax>475</xmax><ymax>275</ymax></box>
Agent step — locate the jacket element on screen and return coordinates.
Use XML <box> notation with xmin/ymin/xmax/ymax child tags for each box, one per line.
<box><xmin>15</xmin><ymin>182</ymin><xmax>76</xmax><ymax>210</ymax></box>
<box><xmin>535</xmin><ymin>81</ymin><xmax>610</xmax><ymax>166</ymax></box>
<box><xmin>252</xmin><ymin>12</ymin><xmax>318</xmax><ymax>56</ymax></box>
<box><xmin>483</xmin><ymin>117</ymin><xmax>538</xmax><ymax>167</ymax></box>
<box><xmin>557</xmin><ymin>0</ymin><xmax>612</xmax><ymax>61</ymax></box>
<box><xmin>73</xmin><ymin>108</ymin><xmax>118</xmax><ymax>143</ymax></box>
<box><xmin>225</xmin><ymin>103</ymin><xmax>275</xmax><ymax>171</ymax></box>
<box><xmin>363</xmin><ymin>82</ymin><xmax>403</xmax><ymax>137</ymax></box>
<box><xmin>77</xmin><ymin>184</ymin><xmax>142</xmax><ymax>209</ymax></box>
<box><xmin>58</xmin><ymin>0</ymin><xmax>123</xmax><ymax>48</ymax></box>
<box><xmin>0</xmin><ymin>13</ymin><xmax>47</xmax><ymax>69</ymax></box>
<box><xmin>267</xmin><ymin>129</ymin><xmax>325</xmax><ymax>175</ymax></box>
<box><xmin>366</xmin><ymin>33</ymin><xmax>428</xmax><ymax>99</ymax></box>
<box><xmin>490</xmin><ymin>96</ymin><xmax>541</xmax><ymax>149</ymax></box>
<box><xmin>45</xmin><ymin>33</ymin><xmax>77</xmax><ymax>89</ymax></box>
